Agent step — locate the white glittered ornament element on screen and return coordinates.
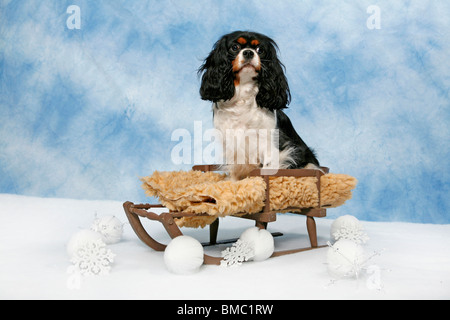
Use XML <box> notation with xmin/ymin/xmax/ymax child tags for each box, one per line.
<box><xmin>327</xmin><ymin>239</ymin><xmax>365</xmax><ymax>279</ymax></box>
<box><xmin>239</xmin><ymin>227</ymin><xmax>274</xmax><ymax>261</ymax></box>
<box><xmin>91</xmin><ymin>215</ymin><xmax>124</xmax><ymax>244</ymax></box>
<box><xmin>164</xmin><ymin>236</ymin><xmax>204</xmax><ymax>275</ymax></box>
<box><xmin>67</xmin><ymin>229</ymin><xmax>103</xmax><ymax>258</ymax></box>
<box><xmin>330</xmin><ymin>215</ymin><xmax>369</xmax><ymax>244</ymax></box>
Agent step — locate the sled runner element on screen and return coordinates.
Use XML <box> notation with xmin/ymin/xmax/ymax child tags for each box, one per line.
<box><xmin>123</xmin><ymin>165</ymin><xmax>357</xmax><ymax>265</ymax></box>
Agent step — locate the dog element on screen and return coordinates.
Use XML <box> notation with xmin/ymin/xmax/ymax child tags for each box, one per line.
<box><xmin>198</xmin><ymin>31</ymin><xmax>320</xmax><ymax>180</ymax></box>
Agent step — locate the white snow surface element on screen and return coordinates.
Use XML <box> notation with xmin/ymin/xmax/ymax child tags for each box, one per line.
<box><xmin>1</xmin><ymin>193</ymin><xmax>449</xmax><ymax>300</ymax></box>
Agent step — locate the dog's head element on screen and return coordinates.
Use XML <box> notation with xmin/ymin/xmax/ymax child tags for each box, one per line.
<box><xmin>198</xmin><ymin>31</ymin><xmax>291</xmax><ymax>110</ymax></box>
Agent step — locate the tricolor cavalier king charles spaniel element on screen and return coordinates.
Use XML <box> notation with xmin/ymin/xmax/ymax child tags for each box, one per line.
<box><xmin>198</xmin><ymin>31</ymin><xmax>320</xmax><ymax>180</ymax></box>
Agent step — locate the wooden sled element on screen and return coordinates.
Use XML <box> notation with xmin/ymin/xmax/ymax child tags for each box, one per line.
<box><xmin>123</xmin><ymin>165</ymin><xmax>330</xmax><ymax>265</ymax></box>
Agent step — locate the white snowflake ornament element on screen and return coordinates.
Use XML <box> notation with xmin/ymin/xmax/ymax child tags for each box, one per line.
<box><xmin>70</xmin><ymin>239</ymin><xmax>115</xmax><ymax>276</ymax></box>
<box><xmin>221</xmin><ymin>239</ymin><xmax>255</xmax><ymax>267</ymax></box>
<box><xmin>330</xmin><ymin>215</ymin><xmax>369</xmax><ymax>244</ymax></box>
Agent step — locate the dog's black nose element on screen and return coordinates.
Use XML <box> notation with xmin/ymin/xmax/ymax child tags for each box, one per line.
<box><xmin>243</xmin><ymin>50</ymin><xmax>254</xmax><ymax>60</ymax></box>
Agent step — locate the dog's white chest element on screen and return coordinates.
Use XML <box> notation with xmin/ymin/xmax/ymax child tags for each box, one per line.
<box><xmin>213</xmin><ymin>81</ymin><xmax>275</xmax><ymax>132</ymax></box>
<box><xmin>213</xmin><ymin>101</ymin><xmax>275</xmax><ymax>132</ymax></box>
<box><xmin>213</xmin><ymin>94</ymin><xmax>277</xmax><ymax>174</ymax></box>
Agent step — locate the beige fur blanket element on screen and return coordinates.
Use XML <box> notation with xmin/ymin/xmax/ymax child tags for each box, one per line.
<box><xmin>141</xmin><ymin>170</ymin><xmax>357</xmax><ymax>228</ymax></box>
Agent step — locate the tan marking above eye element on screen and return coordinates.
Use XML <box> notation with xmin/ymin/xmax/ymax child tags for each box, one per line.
<box><xmin>237</xmin><ymin>37</ymin><xmax>247</xmax><ymax>45</ymax></box>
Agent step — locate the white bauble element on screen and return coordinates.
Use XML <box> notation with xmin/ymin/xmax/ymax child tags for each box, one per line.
<box><xmin>330</xmin><ymin>215</ymin><xmax>368</xmax><ymax>244</ymax></box>
<box><xmin>164</xmin><ymin>236</ymin><xmax>204</xmax><ymax>274</ymax></box>
<box><xmin>91</xmin><ymin>215</ymin><xmax>124</xmax><ymax>244</ymax></box>
<box><xmin>239</xmin><ymin>227</ymin><xmax>274</xmax><ymax>261</ymax></box>
<box><xmin>327</xmin><ymin>239</ymin><xmax>365</xmax><ymax>279</ymax></box>
<box><xmin>330</xmin><ymin>215</ymin><xmax>361</xmax><ymax>239</ymax></box>
<box><xmin>67</xmin><ymin>229</ymin><xmax>103</xmax><ymax>258</ymax></box>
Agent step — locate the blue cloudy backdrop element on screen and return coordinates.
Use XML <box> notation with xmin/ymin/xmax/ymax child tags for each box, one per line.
<box><xmin>1</xmin><ymin>0</ymin><xmax>449</xmax><ymax>223</ymax></box>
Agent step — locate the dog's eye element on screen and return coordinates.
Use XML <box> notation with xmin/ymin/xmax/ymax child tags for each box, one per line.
<box><xmin>230</xmin><ymin>44</ymin><xmax>241</xmax><ymax>52</ymax></box>
<box><xmin>256</xmin><ymin>46</ymin><xmax>264</xmax><ymax>55</ymax></box>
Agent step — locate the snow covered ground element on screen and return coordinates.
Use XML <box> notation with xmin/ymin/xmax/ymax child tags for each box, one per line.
<box><xmin>1</xmin><ymin>193</ymin><xmax>449</xmax><ymax>300</ymax></box>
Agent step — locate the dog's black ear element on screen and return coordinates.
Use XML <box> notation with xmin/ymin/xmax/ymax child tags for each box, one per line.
<box><xmin>256</xmin><ymin>39</ymin><xmax>291</xmax><ymax>110</ymax></box>
<box><xmin>198</xmin><ymin>36</ymin><xmax>235</xmax><ymax>102</ymax></box>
